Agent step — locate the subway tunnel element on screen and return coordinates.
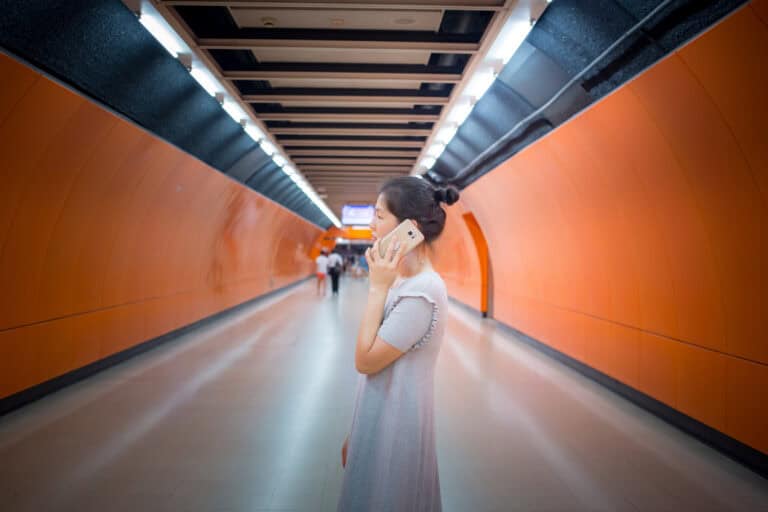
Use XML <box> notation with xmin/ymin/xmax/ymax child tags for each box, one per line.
<box><xmin>1</xmin><ymin>0</ymin><xmax>767</xmax><ymax>511</ymax></box>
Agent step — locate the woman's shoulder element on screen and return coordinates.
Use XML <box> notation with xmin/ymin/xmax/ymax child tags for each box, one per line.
<box><xmin>397</xmin><ymin>271</ymin><xmax>447</xmax><ymax>300</ymax></box>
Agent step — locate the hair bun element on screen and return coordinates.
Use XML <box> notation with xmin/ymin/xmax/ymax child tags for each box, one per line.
<box><xmin>434</xmin><ymin>186</ymin><xmax>460</xmax><ymax>206</ymax></box>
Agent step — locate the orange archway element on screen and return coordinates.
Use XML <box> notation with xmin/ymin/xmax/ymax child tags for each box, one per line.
<box><xmin>309</xmin><ymin>226</ymin><xmax>373</xmax><ymax>259</ymax></box>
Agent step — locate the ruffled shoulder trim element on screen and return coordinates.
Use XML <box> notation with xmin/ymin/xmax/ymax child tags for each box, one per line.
<box><xmin>385</xmin><ymin>292</ymin><xmax>439</xmax><ymax>351</ymax></box>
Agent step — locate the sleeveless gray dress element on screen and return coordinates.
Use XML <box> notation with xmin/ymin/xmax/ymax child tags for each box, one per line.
<box><xmin>337</xmin><ymin>270</ymin><xmax>447</xmax><ymax>512</ymax></box>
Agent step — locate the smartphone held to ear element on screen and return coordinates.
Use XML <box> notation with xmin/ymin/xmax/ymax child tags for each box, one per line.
<box><xmin>377</xmin><ymin>219</ymin><xmax>425</xmax><ymax>258</ymax></box>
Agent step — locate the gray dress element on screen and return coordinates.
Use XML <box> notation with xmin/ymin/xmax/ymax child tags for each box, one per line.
<box><xmin>337</xmin><ymin>270</ymin><xmax>447</xmax><ymax>512</ymax></box>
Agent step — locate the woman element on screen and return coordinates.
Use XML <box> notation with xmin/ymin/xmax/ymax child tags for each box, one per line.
<box><xmin>315</xmin><ymin>249</ymin><xmax>329</xmax><ymax>296</ymax></box>
<box><xmin>337</xmin><ymin>176</ymin><xmax>459</xmax><ymax>512</ymax></box>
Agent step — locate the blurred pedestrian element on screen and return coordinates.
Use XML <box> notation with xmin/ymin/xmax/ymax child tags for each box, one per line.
<box><xmin>328</xmin><ymin>249</ymin><xmax>344</xmax><ymax>295</ymax></box>
<box><xmin>315</xmin><ymin>249</ymin><xmax>329</xmax><ymax>296</ymax></box>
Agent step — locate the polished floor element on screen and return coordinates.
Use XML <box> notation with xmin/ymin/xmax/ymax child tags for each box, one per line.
<box><xmin>0</xmin><ymin>277</ymin><xmax>766</xmax><ymax>512</ymax></box>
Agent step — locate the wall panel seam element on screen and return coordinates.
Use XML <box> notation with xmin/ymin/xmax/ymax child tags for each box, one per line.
<box><xmin>503</xmin><ymin>293</ymin><xmax>767</xmax><ymax>367</ymax></box>
<box><xmin>0</xmin><ymin>274</ymin><xmax>309</xmax><ymax>334</ymax></box>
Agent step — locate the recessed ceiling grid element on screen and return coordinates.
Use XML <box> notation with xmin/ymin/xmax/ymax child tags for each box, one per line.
<box><xmin>154</xmin><ymin>0</ymin><xmax>502</xmax><ymax>214</ymax></box>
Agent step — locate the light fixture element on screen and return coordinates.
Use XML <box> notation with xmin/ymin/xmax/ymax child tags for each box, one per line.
<box><xmin>435</xmin><ymin>124</ymin><xmax>459</xmax><ymax>145</ymax></box>
<box><xmin>447</xmin><ymin>98</ymin><xmax>474</xmax><ymax>125</ymax></box>
<box><xmin>139</xmin><ymin>13</ymin><xmax>185</xmax><ymax>57</ymax></box>
<box><xmin>272</xmin><ymin>154</ymin><xmax>287</xmax><ymax>167</ymax></box>
<box><xmin>488</xmin><ymin>18</ymin><xmax>533</xmax><ymax>65</ymax></box>
<box><xmin>464</xmin><ymin>66</ymin><xmax>497</xmax><ymax>101</ymax></box>
<box><xmin>259</xmin><ymin>140</ymin><xmax>277</xmax><ymax>156</ymax></box>
<box><xmin>421</xmin><ymin>156</ymin><xmax>437</xmax><ymax>170</ymax></box>
<box><xmin>222</xmin><ymin>100</ymin><xmax>247</xmax><ymax>124</ymax></box>
<box><xmin>426</xmin><ymin>143</ymin><xmax>446</xmax><ymax>159</ymax></box>
<box><xmin>244</xmin><ymin>124</ymin><xmax>264</xmax><ymax>142</ymax></box>
<box><xmin>190</xmin><ymin>66</ymin><xmax>221</xmax><ymax>96</ymax></box>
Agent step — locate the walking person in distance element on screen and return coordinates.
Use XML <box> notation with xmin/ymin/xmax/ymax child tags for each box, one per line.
<box><xmin>328</xmin><ymin>249</ymin><xmax>344</xmax><ymax>295</ymax></box>
<box><xmin>315</xmin><ymin>248</ymin><xmax>329</xmax><ymax>296</ymax></box>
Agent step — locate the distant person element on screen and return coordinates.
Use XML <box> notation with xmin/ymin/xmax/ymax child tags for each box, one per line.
<box><xmin>315</xmin><ymin>249</ymin><xmax>328</xmax><ymax>296</ymax></box>
<box><xmin>349</xmin><ymin>255</ymin><xmax>361</xmax><ymax>278</ymax></box>
<box><xmin>337</xmin><ymin>176</ymin><xmax>459</xmax><ymax>512</ymax></box>
<box><xmin>327</xmin><ymin>250</ymin><xmax>344</xmax><ymax>295</ymax></box>
<box><xmin>358</xmin><ymin>253</ymin><xmax>368</xmax><ymax>276</ymax></box>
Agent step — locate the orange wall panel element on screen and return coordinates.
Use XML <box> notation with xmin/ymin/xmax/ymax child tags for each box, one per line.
<box><xmin>460</xmin><ymin>5</ymin><xmax>767</xmax><ymax>453</ymax></box>
<box><xmin>0</xmin><ymin>54</ymin><xmax>321</xmax><ymax>399</ymax></box>
<box><xmin>725</xmin><ymin>357</ymin><xmax>768</xmax><ymax>454</ymax></box>
<box><xmin>432</xmin><ymin>201</ymin><xmax>484</xmax><ymax>312</ymax></box>
<box><xmin>676</xmin><ymin>344</ymin><xmax>727</xmax><ymax>432</ymax></box>
<box><xmin>751</xmin><ymin>0</ymin><xmax>768</xmax><ymax>26</ymax></box>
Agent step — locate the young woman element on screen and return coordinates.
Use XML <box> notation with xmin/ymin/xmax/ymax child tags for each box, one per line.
<box><xmin>337</xmin><ymin>176</ymin><xmax>459</xmax><ymax>512</ymax></box>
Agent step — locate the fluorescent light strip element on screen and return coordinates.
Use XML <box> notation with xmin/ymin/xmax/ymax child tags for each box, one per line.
<box><xmin>259</xmin><ymin>140</ymin><xmax>276</xmax><ymax>156</ymax></box>
<box><xmin>244</xmin><ymin>124</ymin><xmax>264</xmax><ymax>142</ymax></box>
<box><xmin>189</xmin><ymin>66</ymin><xmax>222</xmax><ymax>97</ymax></box>
<box><xmin>464</xmin><ymin>67</ymin><xmax>497</xmax><ymax>101</ymax></box>
<box><xmin>426</xmin><ymin>143</ymin><xmax>446</xmax><ymax>159</ymax></box>
<box><xmin>222</xmin><ymin>100</ymin><xmax>247</xmax><ymax>124</ymax></box>
<box><xmin>435</xmin><ymin>124</ymin><xmax>458</xmax><ymax>144</ymax></box>
<box><xmin>412</xmin><ymin>3</ymin><xmax>545</xmax><ymax>175</ymax></box>
<box><xmin>138</xmin><ymin>14</ymin><xmax>185</xmax><ymax>57</ymax></box>
<box><xmin>138</xmin><ymin>4</ymin><xmax>340</xmax><ymax>228</ymax></box>
<box><xmin>421</xmin><ymin>156</ymin><xmax>437</xmax><ymax>170</ymax></box>
<box><xmin>447</xmin><ymin>98</ymin><xmax>474</xmax><ymax>126</ymax></box>
<box><xmin>488</xmin><ymin>18</ymin><xmax>534</xmax><ymax>65</ymax></box>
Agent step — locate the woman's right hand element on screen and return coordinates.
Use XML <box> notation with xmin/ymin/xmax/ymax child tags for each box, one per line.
<box><xmin>365</xmin><ymin>239</ymin><xmax>403</xmax><ymax>293</ymax></box>
<box><xmin>341</xmin><ymin>436</ymin><xmax>349</xmax><ymax>468</ymax></box>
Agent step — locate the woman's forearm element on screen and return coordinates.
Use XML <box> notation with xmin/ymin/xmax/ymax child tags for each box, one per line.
<box><xmin>355</xmin><ymin>288</ymin><xmax>388</xmax><ymax>364</ymax></box>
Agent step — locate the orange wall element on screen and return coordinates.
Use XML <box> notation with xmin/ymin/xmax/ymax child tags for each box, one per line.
<box><xmin>0</xmin><ymin>54</ymin><xmax>322</xmax><ymax>399</ymax></box>
<box><xmin>432</xmin><ymin>200</ymin><xmax>485</xmax><ymax>312</ymax></box>
<box><xmin>461</xmin><ymin>3</ymin><xmax>767</xmax><ymax>454</ymax></box>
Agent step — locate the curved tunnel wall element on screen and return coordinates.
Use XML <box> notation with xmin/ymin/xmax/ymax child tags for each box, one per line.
<box><xmin>0</xmin><ymin>53</ymin><xmax>321</xmax><ymax>401</ymax></box>
<box><xmin>458</xmin><ymin>3</ymin><xmax>767</xmax><ymax>454</ymax></box>
<box><xmin>432</xmin><ymin>202</ymin><xmax>486</xmax><ymax>313</ymax></box>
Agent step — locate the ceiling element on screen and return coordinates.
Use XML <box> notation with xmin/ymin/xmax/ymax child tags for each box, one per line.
<box><xmin>151</xmin><ymin>0</ymin><xmax>505</xmax><ymax>214</ymax></box>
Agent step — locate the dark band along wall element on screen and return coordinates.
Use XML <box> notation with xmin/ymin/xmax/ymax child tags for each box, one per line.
<box><xmin>0</xmin><ymin>53</ymin><xmax>322</xmax><ymax>403</ymax></box>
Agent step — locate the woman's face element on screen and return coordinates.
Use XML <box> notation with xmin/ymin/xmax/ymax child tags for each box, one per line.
<box><xmin>371</xmin><ymin>193</ymin><xmax>399</xmax><ymax>242</ymax></box>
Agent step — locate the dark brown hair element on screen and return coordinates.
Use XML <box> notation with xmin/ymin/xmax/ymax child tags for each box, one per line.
<box><xmin>379</xmin><ymin>177</ymin><xmax>459</xmax><ymax>243</ymax></box>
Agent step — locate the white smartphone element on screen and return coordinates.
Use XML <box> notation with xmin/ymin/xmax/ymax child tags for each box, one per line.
<box><xmin>377</xmin><ymin>219</ymin><xmax>425</xmax><ymax>258</ymax></box>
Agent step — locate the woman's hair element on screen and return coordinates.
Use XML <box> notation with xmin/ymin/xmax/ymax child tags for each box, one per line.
<box><xmin>379</xmin><ymin>176</ymin><xmax>460</xmax><ymax>243</ymax></box>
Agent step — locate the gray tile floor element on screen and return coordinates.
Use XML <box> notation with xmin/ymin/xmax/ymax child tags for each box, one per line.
<box><xmin>0</xmin><ymin>277</ymin><xmax>766</xmax><ymax>511</ymax></box>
